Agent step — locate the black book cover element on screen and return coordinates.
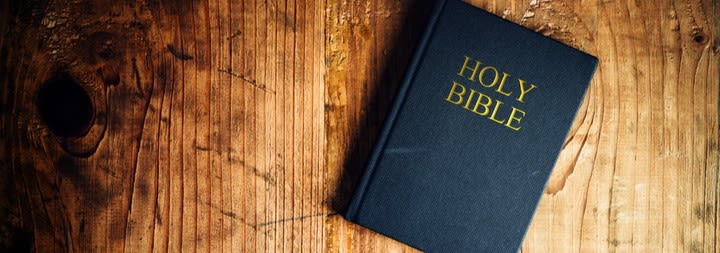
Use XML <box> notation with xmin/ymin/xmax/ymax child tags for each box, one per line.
<box><xmin>343</xmin><ymin>0</ymin><xmax>598</xmax><ymax>252</ymax></box>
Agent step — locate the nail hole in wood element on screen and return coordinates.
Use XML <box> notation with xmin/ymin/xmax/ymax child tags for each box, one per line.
<box><xmin>36</xmin><ymin>73</ymin><xmax>94</xmax><ymax>137</ymax></box>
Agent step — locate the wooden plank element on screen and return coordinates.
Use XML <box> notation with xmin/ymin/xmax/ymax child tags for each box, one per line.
<box><xmin>0</xmin><ymin>0</ymin><xmax>327</xmax><ymax>252</ymax></box>
<box><xmin>0</xmin><ymin>0</ymin><xmax>717</xmax><ymax>252</ymax></box>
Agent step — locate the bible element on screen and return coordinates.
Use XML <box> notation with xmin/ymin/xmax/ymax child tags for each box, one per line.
<box><xmin>343</xmin><ymin>0</ymin><xmax>598</xmax><ymax>252</ymax></box>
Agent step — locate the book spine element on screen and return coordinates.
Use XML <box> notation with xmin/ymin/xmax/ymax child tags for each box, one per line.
<box><xmin>343</xmin><ymin>0</ymin><xmax>448</xmax><ymax>221</ymax></box>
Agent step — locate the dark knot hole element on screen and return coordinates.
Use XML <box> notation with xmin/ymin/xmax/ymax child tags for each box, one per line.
<box><xmin>36</xmin><ymin>73</ymin><xmax>94</xmax><ymax>137</ymax></box>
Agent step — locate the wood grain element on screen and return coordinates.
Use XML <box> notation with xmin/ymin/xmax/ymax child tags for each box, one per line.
<box><xmin>1</xmin><ymin>0</ymin><xmax>326</xmax><ymax>252</ymax></box>
<box><xmin>0</xmin><ymin>0</ymin><xmax>717</xmax><ymax>252</ymax></box>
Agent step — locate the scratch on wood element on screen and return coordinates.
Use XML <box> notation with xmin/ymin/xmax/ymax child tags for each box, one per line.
<box><xmin>245</xmin><ymin>164</ymin><xmax>277</xmax><ymax>186</ymax></box>
<box><xmin>155</xmin><ymin>201</ymin><xmax>162</xmax><ymax>225</ymax></box>
<box><xmin>193</xmin><ymin>140</ymin><xmax>213</xmax><ymax>152</ymax></box>
<box><xmin>195</xmin><ymin>145</ymin><xmax>212</xmax><ymax>151</ymax></box>
<box><xmin>220</xmin><ymin>210</ymin><xmax>237</xmax><ymax>219</ymax></box>
<box><xmin>217</xmin><ymin>67</ymin><xmax>276</xmax><ymax>94</ymax></box>
<box><xmin>227</xmin><ymin>154</ymin><xmax>277</xmax><ymax>185</ymax></box>
<box><xmin>131</xmin><ymin>58</ymin><xmax>143</xmax><ymax>93</ymax></box>
<box><xmin>166</xmin><ymin>44</ymin><xmax>193</xmax><ymax>60</ymax></box>
<box><xmin>204</xmin><ymin>201</ymin><xmax>256</xmax><ymax>229</ymax></box>
<box><xmin>255</xmin><ymin>212</ymin><xmax>338</xmax><ymax>228</ymax></box>
<box><xmin>227</xmin><ymin>30</ymin><xmax>242</xmax><ymax>40</ymax></box>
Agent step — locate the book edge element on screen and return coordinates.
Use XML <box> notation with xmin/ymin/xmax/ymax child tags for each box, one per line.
<box><xmin>343</xmin><ymin>0</ymin><xmax>449</xmax><ymax>221</ymax></box>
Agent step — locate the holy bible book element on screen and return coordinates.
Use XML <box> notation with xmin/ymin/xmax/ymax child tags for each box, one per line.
<box><xmin>343</xmin><ymin>0</ymin><xmax>598</xmax><ymax>252</ymax></box>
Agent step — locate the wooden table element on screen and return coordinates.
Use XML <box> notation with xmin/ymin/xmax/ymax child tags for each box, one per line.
<box><xmin>0</xmin><ymin>0</ymin><xmax>717</xmax><ymax>252</ymax></box>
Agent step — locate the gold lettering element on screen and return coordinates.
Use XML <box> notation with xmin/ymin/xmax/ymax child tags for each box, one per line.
<box><xmin>478</xmin><ymin>66</ymin><xmax>499</xmax><ymax>88</ymax></box>
<box><xmin>448</xmin><ymin>56</ymin><xmax>535</xmax><ymax>132</ymax></box>
<box><xmin>488</xmin><ymin>99</ymin><xmax>506</xmax><ymax>124</ymax></box>
<box><xmin>457</xmin><ymin>56</ymin><xmax>482</xmax><ymax>81</ymax></box>
<box><xmin>463</xmin><ymin>89</ymin><xmax>480</xmax><ymax>110</ymax></box>
<box><xmin>445</xmin><ymin>81</ymin><xmax>466</xmax><ymax>105</ymax></box>
<box><xmin>517</xmin><ymin>79</ymin><xmax>537</xmax><ymax>103</ymax></box>
<box><xmin>470</xmin><ymin>91</ymin><xmax>493</xmax><ymax>116</ymax></box>
<box><xmin>495</xmin><ymin>72</ymin><xmax>513</xmax><ymax>97</ymax></box>
<box><xmin>505</xmin><ymin>107</ymin><xmax>526</xmax><ymax>131</ymax></box>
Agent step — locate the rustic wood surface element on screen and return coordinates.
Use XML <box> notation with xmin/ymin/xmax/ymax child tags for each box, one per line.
<box><xmin>0</xmin><ymin>0</ymin><xmax>717</xmax><ymax>252</ymax></box>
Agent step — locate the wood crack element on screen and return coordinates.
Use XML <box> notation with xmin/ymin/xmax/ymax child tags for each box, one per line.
<box><xmin>217</xmin><ymin>67</ymin><xmax>276</xmax><ymax>94</ymax></box>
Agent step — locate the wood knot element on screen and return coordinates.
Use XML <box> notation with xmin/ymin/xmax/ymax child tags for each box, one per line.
<box><xmin>36</xmin><ymin>73</ymin><xmax>94</xmax><ymax>137</ymax></box>
<box><xmin>691</xmin><ymin>31</ymin><xmax>708</xmax><ymax>45</ymax></box>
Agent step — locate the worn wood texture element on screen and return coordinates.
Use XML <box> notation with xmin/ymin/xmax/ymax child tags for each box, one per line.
<box><xmin>0</xmin><ymin>0</ymin><xmax>326</xmax><ymax>252</ymax></box>
<box><xmin>0</xmin><ymin>0</ymin><xmax>717</xmax><ymax>252</ymax></box>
